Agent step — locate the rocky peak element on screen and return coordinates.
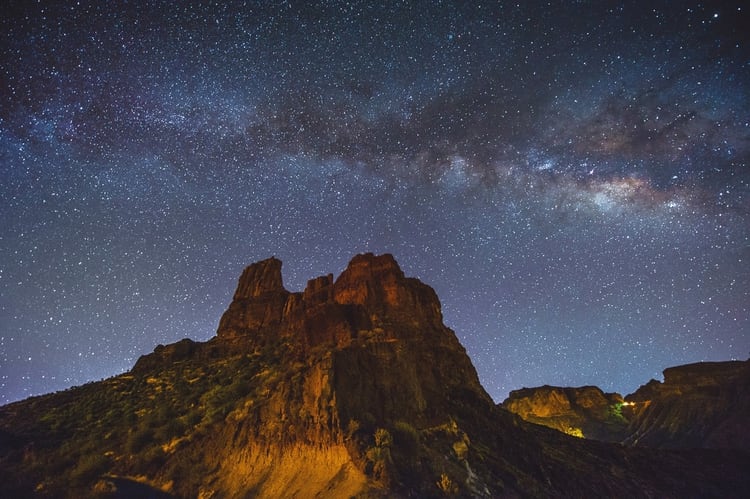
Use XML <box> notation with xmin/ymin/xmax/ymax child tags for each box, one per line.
<box><xmin>209</xmin><ymin>254</ymin><xmax>492</xmax><ymax>431</ymax></box>
<box><xmin>232</xmin><ymin>256</ymin><xmax>286</xmax><ymax>299</ymax></box>
<box><xmin>333</xmin><ymin>253</ymin><xmax>405</xmax><ymax>306</ymax></box>
<box><xmin>502</xmin><ymin>360</ymin><xmax>750</xmax><ymax>451</ymax></box>
<box><xmin>333</xmin><ymin>253</ymin><xmax>444</xmax><ymax>331</ymax></box>
<box><xmin>215</xmin><ymin>253</ymin><xmax>447</xmax><ymax>347</ymax></box>
<box><xmin>302</xmin><ymin>273</ymin><xmax>334</xmax><ymax>307</ymax></box>
<box><xmin>216</xmin><ymin>257</ymin><xmax>290</xmax><ymax>342</ymax></box>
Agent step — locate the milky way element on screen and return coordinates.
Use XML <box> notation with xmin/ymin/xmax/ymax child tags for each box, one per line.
<box><xmin>1</xmin><ymin>1</ymin><xmax>748</xmax><ymax>404</ymax></box>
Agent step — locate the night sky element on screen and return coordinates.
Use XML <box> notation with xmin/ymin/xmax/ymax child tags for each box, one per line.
<box><xmin>1</xmin><ymin>1</ymin><xmax>748</xmax><ymax>405</ymax></box>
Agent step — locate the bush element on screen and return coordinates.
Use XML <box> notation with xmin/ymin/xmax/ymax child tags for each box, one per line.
<box><xmin>346</xmin><ymin>419</ymin><xmax>361</xmax><ymax>439</ymax></box>
<box><xmin>70</xmin><ymin>453</ymin><xmax>110</xmax><ymax>485</ymax></box>
<box><xmin>143</xmin><ymin>446</ymin><xmax>166</xmax><ymax>469</ymax></box>
<box><xmin>126</xmin><ymin>427</ymin><xmax>154</xmax><ymax>454</ymax></box>
<box><xmin>185</xmin><ymin>409</ymin><xmax>203</xmax><ymax>427</ymax></box>
<box><xmin>374</xmin><ymin>428</ymin><xmax>392</xmax><ymax>448</ymax></box>
<box><xmin>393</xmin><ymin>421</ymin><xmax>420</xmax><ymax>456</ymax></box>
<box><xmin>155</xmin><ymin>418</ymin><xmax>186</xmax><ymax>441</ymax></box>
<box><xmin>437</xmin><ymin>473</ymin><xmax>458</xmax><ymax>494</ymax></box>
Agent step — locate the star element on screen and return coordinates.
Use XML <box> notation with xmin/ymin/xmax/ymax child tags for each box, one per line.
<box><xmin>0</xmin><ymin>0</ymin><xmax>748</xmax><ymax>404</ymax></box>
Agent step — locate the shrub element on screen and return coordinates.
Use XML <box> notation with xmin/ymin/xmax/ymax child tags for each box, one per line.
<box><xmin>185</xmin><ymin>409</ymin><xmax>203</xmax><ymax>427</ymax></box>
<box><xmin>70</xmin><ymin>453</ymin><xmax>110</xmax><ymax>485</ymax></box>
<box><xmin>155</xmin><ymin>418</ymin><xmax>186</xmax><ymax>441</ymax></box>
<box><xmin>374</xmin><ymin>428</ymin><xmax>392</xmax><ymax>448</ymax></box>
<box><xmin>437</xmin><ymin>473</ymin><xmax>458</xmax><ymax>494</ymax></box>
<box><xmin>393</xmin><ymin>421</ymin><xmax>420</xmax><ymax>455</ymax></box>
<box><xmin>126</xmin><ymin>427</ymin><xmax>154</xmax><ymax>454</ymax></box>
<box><xmin>346</xmin><ymin>419</ymin><xmax>361</xmax><ymax>439</ymax></box>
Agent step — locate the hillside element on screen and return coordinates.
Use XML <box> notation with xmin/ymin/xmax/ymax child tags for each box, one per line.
<box><xmin>1</xmin><ymin>254</ymin><xmax>749</xmax><ymax>498</ymax></box>
<box><xmin>501</xmin><ymin>360</ymin><xmax>750</xmax><ymax>452</ymax></box>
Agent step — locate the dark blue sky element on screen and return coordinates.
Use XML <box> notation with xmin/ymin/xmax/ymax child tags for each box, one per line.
<box><xmin>1</xmin><ymin>0</ymin><xmax>748</xmax><ymax>404</ymax></box>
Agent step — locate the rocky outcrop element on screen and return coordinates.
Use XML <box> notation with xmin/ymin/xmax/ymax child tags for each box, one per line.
<box><xmin>215</xmin><ymin>256</ymin><xmax>290</xmax><ymax>342</ymax></box>
<box><xmin>131</xmin><ymin>338</ymin><xmax>200</xmax><ymax>373</ymax></box>
<box><xmin>2</xmin><ymin>254</ymin><xmax>750</xmax><ymax>498</ymax></box>
<box><xmin>333</xmin><ymin>253</ymin><xmax>444</xmax><ymax>331</ymax></box>
<box><xmin>213</xmin><ymin>253</ymin><xmax>450</xmax><ymax>350</ymax></box>
<box><xmin>502</xmin><ymin>385</ymin><xmax>629</xmax><ymax>441</ymax></box>
<box><xmin>129</xmin><ymin>253</ymin><xmax>493</xmax><ymax>496</ymax></box>
<box><xmin>623</xmin><ymin>360</ymin><xmax>750</xmax><ymax>450</ymax></box>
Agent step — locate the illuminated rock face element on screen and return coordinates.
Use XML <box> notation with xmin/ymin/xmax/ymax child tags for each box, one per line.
<box><xmin>216</xmin><ymin>256</ymin><xmax>290</xmax><ymax>341</ymax></box>
<box><xmin>232</xmin><ymin>256</ymin><xmax>285</xmax><ymax>299</ymax></box>
<box><xmin>216</xmin><ymin>253</ymin><xmax>448</xmax><ymax>348</ymax></box>
<box><xmin>502</xmin><ymin>385</ymin><xmax>629</xmax><ymax>441</ymax></box>
<box><xmin>332</xmin><ymin>253</ymin><xmax>445</xmax><ymax>332</ymax></box>
<box><xmin>177</xmin><ymin>253</ymin><xmax>494</xmax><ymax>496</ymax></box>
<box><xmin>212</xmin><ymin>253</ymin><xmax>490</xmax><ymax>423</ymax></box>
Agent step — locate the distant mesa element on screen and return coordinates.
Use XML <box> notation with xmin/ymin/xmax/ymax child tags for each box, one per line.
<box><xmin>1</xmin><ymin>253</ymin><xmax>749</xmax><ymax>498</ymax></box>
<box><xmin>623</xmin><ymin>360</ymin><xmax>750</xmax><ymax>449</ymax></box>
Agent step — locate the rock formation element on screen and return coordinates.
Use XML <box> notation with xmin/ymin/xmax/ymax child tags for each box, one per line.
<box><xmin>502</xmin><ymin>385</ymin><xmax>629</xmax><ymax>441</ymax></box>
<box><xmin>624</xmin><ymin>360</ymin><xmax>750</xmax><ymax>449</ymax></box>
<box><xmin>502</xmin><ymin>360</ymin><xmax>750</xmax><ymax>452</ymax></box>
<box><xmin>2</xmin><ymin>254</ymin><xmax>750</xmax><ymax>498</ymax></box>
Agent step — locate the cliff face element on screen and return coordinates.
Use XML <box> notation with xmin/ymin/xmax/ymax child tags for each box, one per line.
<box><xmin>623</xmin><ymin>360</ymin><xmax>750</xmax><ymax>449</ymax></box>
<box><xmin>194</xmin><ymin>253</ymin><xmax>494</xmax><ymax>497</ymax></box>
<box><xmin>2</xmin><ymin>254</ymin><xmax>750</xmax><ymax>498</ymax></box>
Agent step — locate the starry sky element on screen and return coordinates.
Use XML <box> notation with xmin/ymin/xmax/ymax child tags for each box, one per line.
<box><xmin>1</xmin><ymin>1</ymin><xmax>748</xmax><ymax>405</ymax></box>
